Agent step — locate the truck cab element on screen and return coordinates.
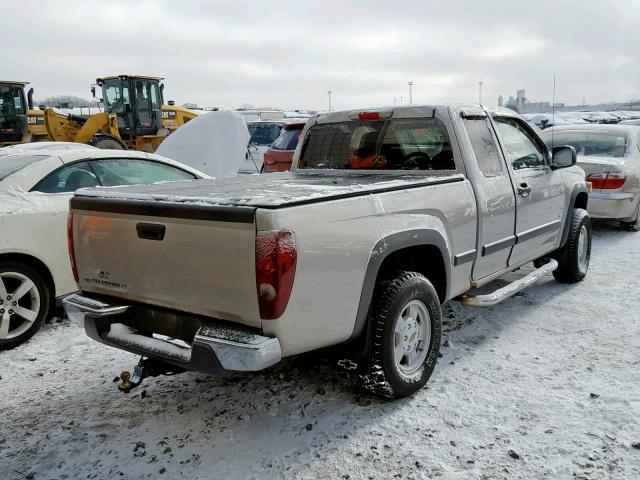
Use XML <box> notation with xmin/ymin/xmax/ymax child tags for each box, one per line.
<box><xmin>96</xmin><ymin>75</ymin><xmax>164</xmax><ymax>139</ymax></box>
<box><xmin>0</xmin><ymin>81</ymin><xmax>29</xmax><ymax>146</ymax></box>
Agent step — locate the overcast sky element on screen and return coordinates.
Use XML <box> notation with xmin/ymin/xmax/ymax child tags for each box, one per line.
<box><xmin>3</xmin><ymin>0</ymin><xmax>639</xmax><ymax>111</ymax></box>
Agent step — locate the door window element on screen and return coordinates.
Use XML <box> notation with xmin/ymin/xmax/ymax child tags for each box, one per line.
<box><xmin>90</xmin><ymin>159</ymin><xmax>196</xmax><ymax>186</ymax></box>
<box><xmin>32</xmin><ymin>161</ymin><xmax>100</xmax><ymax>193</ymax></box>
<box><xmin>494</xmin><ymin>117</ymin><xmax>547</xmax><ymax>170</ymax></box>
<box><xmin>464</xmin><ymin>118</ymin><xmax>503</xmax><ymax>177</ymax></box>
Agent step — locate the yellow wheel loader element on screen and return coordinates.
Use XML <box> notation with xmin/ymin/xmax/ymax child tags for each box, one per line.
<box><xmin>43</xmin><ymin>75</ymin><xmax>199</xmax><ymax>151</ymax></box>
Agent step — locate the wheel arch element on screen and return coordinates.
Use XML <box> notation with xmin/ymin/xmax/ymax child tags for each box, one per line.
<box><xmin>349</xmin><ymin>229</ymin><xmax>450</xmax><ymax>342</ymax></box>
<box><xmin>0</xmin><ymin>252</ymin><xmax>56</xmax><ymax>301</ymax></box>
<box><xmin>560</xmin><ymin>186</ymin><xmax>589</xmax><ymax>248</ymax></box>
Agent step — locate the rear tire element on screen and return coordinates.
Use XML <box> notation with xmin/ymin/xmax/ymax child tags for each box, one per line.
<box><xmin>553</xmin><ymin>208</ymin><xmax>591</xmax><ymax>283</ymax></box>
<box><xmin>0</xmin><ymin>262</ymin><xmax>51</xmax><ymax>350</ymax></box>
<box><xmin>357</xmin><ymin>272</ymin><xmax>441</xmax><ymax>398</ymax></box>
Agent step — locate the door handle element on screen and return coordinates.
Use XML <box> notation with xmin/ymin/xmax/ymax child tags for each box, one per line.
<box><xmin>136</xmin><ymin>223</ymin><xmax>166</xmax><ymax>241</ymax></box>
<box><xmin>517</xmin><ymin>183</ymin><xmax>532</xmax><ymax>197</ymax></box>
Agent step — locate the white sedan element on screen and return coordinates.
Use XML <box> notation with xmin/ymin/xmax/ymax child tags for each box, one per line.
<box><xmin>0</xmin><ymin>148</ymin><xmax>207</xmax><ymax>349</ymax></box>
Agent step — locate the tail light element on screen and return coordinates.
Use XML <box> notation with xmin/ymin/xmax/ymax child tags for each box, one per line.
<box><xmin>263</xmin><ymin>153</ymin><xmax>276</xmax><ymax>173</ymax></box>
<box><xmin>255</xmin><ymin>231</ymin><xmax>297</xmax><ymax>320</ymax></box>
<box><xmin>67</xmin><ymin>213</ymin><xmax>79</xmax><ymax>283</ymax></box>
<box><xmin>586</xmin><ymin>172</ymin><xmax>626</xmax><ymax>190</ymax></box>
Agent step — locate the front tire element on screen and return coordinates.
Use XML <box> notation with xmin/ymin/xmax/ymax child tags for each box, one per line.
<box><xmin>88</xmin><ymin>134</ymin><xmax>127</xmax><ymax>150</ymax></box>
<box><xmin>0</xmin><ymin>262</ymin><xmax>51</xmax><ymax>350</ymax></box>
<box><xmin>553</xmin><ymin>208</ymin><xmax>591</xmax><ymax>283</ymax></box>
<box><xmin>357</xmin><ymin>272</ymin><xmax>441</xmax><ymax>398</ymax></box>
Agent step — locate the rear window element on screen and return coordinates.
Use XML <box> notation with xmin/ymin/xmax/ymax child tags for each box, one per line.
<box><xmin>544</xmin><ymin>131</ymin><xmax>627</xmax><ymax>158</ymax></box>
<box><xmin>248</xmin><ymin>123</ymin><xmax>283</xmax><ymax>146</ymax></box>
<box><xmin>0</xmin><ymin>154</ymin><xmax>46</xmax><ymax>181</ymax></box>
<box><xmin>271</xmin><ymin>127</ymin><xmax>303</xmax><ymax>151</ymax></box>
<box><xmin>298</xmin><ymin>118</ymin><xmax>455</xmax><ymax>170</ymax></box>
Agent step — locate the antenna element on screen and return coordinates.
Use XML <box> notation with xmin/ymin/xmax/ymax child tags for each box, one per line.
<box><xmin>551</xmin><ymin>74</ymin><xmax>556</xmax><ymax>149</ymax></box>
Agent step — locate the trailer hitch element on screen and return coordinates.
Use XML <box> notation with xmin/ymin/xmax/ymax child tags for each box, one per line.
<box><xmin>118</xmin><ymin>357</ymin><xmax>185</xmax><ymax>393</ymax></box>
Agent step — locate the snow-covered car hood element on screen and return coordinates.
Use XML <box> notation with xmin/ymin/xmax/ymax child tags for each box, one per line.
<box><xmin>156</xmin><ymin>111</ymin><xmax>250</xmax><ymax>178</ymax></box>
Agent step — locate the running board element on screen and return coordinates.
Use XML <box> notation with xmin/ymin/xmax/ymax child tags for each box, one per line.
<box><xmin>460</xmin><ymin>259</ymin><xmax>558</xmax><ymax>307</ymax></box>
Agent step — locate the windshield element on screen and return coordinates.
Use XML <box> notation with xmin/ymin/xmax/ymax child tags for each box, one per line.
<box><xmin>271</xmin><ymin>127</ymin><xmax>303</xmax><ymax>151</ymax></box>
<box><xmin>0</xmin><ymin>84</ymin><xmax>26</xmax><ymax>116</ymax></box>
<box><xmin>0</xmin><ymin>154</ymin><xmax>47</xmax><ymax>181</ymax></box>
<box><xmin>248</xmin><ymin>123</ymin><xmax>283</xmax><ymax>146</ymax></box>
<box><xmin>544</xmin><ymin>131</ymin><xmax>627</xmax><ymax>158</ymax></box>
<box><xmin>298</xmin><ymin>117</ymin><xmax>455</xmax><ymax>170</ymax></box>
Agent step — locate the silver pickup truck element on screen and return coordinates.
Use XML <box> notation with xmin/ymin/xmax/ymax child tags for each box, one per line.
<box><xmin>64</xmin><ymin>105</ymin><xmax>591</xmax><ymax>398</ymax></box>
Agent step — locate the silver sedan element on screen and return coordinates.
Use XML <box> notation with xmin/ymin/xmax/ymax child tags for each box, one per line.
<box><xmin>541</xmin><ymin>124</ymin><xmax>640</xmax><ymax>230</ymax></box>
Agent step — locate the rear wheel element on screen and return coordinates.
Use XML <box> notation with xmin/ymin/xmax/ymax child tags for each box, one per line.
<box><xmin>0</xmin><ymin>262</ymin><xmax>50</xmax><ymax>350</ymax></box>
<box><xmin>553</xmin><ymin>208</ymin><xmax>591</xmax><ymax>283</ymax></box>
<box><xmin>357</xmin><ymin>272</ymin><xmax>441</xmax><ymax>398</ymax></box>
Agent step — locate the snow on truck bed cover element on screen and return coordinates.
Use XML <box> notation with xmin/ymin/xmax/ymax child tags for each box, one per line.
<box><xmin>73</xmin><ymin>172</ymin><xmax>464</xmax><ymax>209</ymax></box>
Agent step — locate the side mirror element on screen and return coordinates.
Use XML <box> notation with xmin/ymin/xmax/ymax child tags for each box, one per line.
<box><xmin>551</xmin><ymin>145</ymin><xmax>576</xmax><ymax>169</ymax></box>
<box><xmin>91</xmin><ymin>85</ymin><xmax>96</xmax><ymax>98</ymax></box>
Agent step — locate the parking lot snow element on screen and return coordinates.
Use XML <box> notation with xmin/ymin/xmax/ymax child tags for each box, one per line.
<box><xmin>1</xmin><ymin>221</ymin><xmax>639</xmax><ymax>480</ymax></box>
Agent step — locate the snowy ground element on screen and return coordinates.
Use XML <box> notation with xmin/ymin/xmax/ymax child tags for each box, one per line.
<box><xmin>1</xmin><ymin>220</ymin><xmax>639</xmax><ymax>480</ymax></box>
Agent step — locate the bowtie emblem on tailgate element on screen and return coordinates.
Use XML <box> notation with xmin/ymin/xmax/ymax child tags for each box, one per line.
<box><xmin>136</xmin><ymin>223</ymin><xmax>166</xmax><ymax>241</ymax></box>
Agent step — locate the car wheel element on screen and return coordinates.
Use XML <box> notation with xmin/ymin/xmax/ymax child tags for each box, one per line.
<box><xmin>357</xmin><ymin>271</ymin><xmax>441</xmax><ymax>398</ymax></box>
<box><xmin>553</xmin><ymin>208</ymin><xmax>592</xmax><ymax>283</ymax></box>
<box><xmin>0</xmin><ymin>262</ymin><xmax>51</xmax><ymax>350</ymax></box>
<box><xmin>620</xmin><ymin>206</ymin><xmax>640</xmax><ymax>232</ymax></box>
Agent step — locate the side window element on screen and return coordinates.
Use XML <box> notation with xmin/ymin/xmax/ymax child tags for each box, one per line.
<box><xmin>464</xmin><ymin>118</ymin><xmax>503</xmax><ymax>176</ymax></box>
<box><xmin>90</xmin><ymin>159</ymin><xmax>196</xmax><ymax>187</ymax></box>
<box><xmin>494</xmin><ymin>117</ymin><xmax>547</xmax><ymax>170</ymax></box>
<box><xmin>32</xmin><ymin>161</ymin><xmax>100</xmax><ymax>193</ymax></box>
<box><xmin>150</xmin><ymin>83</ymin><xmax>161</xmax><ymax>109</ymax></box>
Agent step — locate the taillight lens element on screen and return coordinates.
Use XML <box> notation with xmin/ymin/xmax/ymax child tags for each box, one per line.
<box><xmin>256</xmin><ymin>231</ymin><xmax>297</xmax><ymax>320</ymax></box>
<box><xmin>67</xmin><ymin>213</ymin><xmax>79</xmax><ymax>283</ymax></box>
<box><xmin>586</xmin><ymin>172</ymin><xmax>626</xmax><ymax>190</ymax></box>
<box><xmin>264</xmin><ymin>153</ymin><xmax>276</xmax><ymax>165</ymax></box>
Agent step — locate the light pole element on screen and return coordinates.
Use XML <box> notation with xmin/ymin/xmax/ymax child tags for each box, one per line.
<box><xmin>400</xmin><ymin>96</ymin><xmax>403</xmax><ymax>105</ymax></box>
<box><xmin>408</xmin><ymin>81</ymin><xmax>413</xmax><ymax>105</ymax></box>
<box><xmin>478</xmin><ymin>80</ymin><xmax>483</xmax><ymax>105</ymax></box>
<box><xmin>327</xmin><ymin>90</ymin><xmax>332</xmax><ymax>111</ymax></box>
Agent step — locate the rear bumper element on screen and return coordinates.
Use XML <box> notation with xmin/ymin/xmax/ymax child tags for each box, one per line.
<box><xmin>63</xmin><ymin>294</ymin><xmax>281</xmax><ymax>375</ymax></box>
<box><xmin>588</xmin><ymin>191</ymin><xmax>638</xmax><ymax>220</ymax></box>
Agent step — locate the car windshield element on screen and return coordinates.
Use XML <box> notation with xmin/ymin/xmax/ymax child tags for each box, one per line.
<box><xmin>271</xmin><ymin>127</ymin><xmax>304</xmax><ymax>151</ymax></box>
<box><xmin>248</xmin><ymin>123</ymin><xmax>283</xmax><ymax>146</ymax></box>
<box><xmin>0</xmin><ymin>154</ymin><xmax>47</xmax><ymax>181</ymax></box>
<box><xmin>544</xmin><ymin>131</ymin><xmax>627</xmax><ymax>157</ymax></box>
<box><xmin>298</xmin><ymin>117</ymin><xmax>455</xmax><ymax>170</ymax></box>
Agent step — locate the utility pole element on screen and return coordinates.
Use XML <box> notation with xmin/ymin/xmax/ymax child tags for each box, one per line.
<box><xmin>478</xmin><ymin>80</ymin><xmax>483</xmax><ymax>105</ymax></box>
<box><xmin>393</xmin><ymin>97</ymin><xmax>397</xmax><ymax>105</ymax></box>
<box><xmin>400</xmin><ymin>96</ymin><xmax>403</xmax><ymax>105</ymax></box>
<box><xmin>408</xmin><ymin>81</ymin><xmax>413</xmax><ymax>105</ymax></box>
<box><xmin>327</xmin><ymin>90</ymin><xmax>332</xmax><ymax>111</ymax></box>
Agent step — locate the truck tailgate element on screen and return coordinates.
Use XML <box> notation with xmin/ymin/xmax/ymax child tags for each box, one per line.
<box><xmin>70</xmin><ymin>197</ymin><xmax>261</xmax><ymax>328</ymax></box>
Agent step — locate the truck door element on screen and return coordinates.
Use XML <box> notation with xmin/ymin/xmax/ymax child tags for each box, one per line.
<box><xmin>492</xmin><ymin>115</ymin><xmax>565</xmax><ymax>265</ymax></box>
<box><xmin>462</xmin><ymin>113</ymin><xmax>517</xmax><ymax>280</ymax></box>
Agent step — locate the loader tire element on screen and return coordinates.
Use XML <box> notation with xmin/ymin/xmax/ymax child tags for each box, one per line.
<box><xmin>357</xmin><ymin>272</ymin><xmax>441</xmax><ymax>398</ymax></box>
<box><xmin>88</xmin><ymin>135</ymin><xmax>126</xmax><ymax>150</ymax></box>
<box><xmin>553</xmin><ymin>208</ymin><xmax>591</xmax><ymax>283</ymax></box>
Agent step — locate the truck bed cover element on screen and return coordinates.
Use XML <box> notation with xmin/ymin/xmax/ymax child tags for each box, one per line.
<box><xmin>72</xmin><ymin>172</ymin><xmax>464</xmax><ymax>210</ymax></box>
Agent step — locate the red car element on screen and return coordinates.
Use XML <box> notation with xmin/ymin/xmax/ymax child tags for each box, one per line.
<box><xmin>262</xmin><ymin>121</ymin><xmax>306</xmax><ymax>173</ymax></box>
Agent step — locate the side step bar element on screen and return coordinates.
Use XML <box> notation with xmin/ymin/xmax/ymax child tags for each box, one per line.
<box><xmin>460</xmin><ymin>259</ymin><xmax>558</xmax><ymax>307</ymax></box>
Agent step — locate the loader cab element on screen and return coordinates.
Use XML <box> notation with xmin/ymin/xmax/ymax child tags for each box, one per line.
<box><xmin>0</xmin><ymin>81</ymin><xmax>28</xmax><ymax>145</ymax></box>
<box><xmin>97</xmin><ymin>75</ymin><xmax>164</xmax><ymax>139</ymax></box>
